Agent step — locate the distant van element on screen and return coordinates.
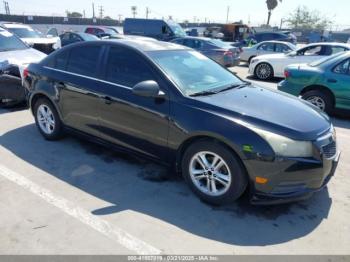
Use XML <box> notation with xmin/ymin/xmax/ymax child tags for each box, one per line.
<box><xmin>123</xmin><ymin>18</ymin><xmax>186</xmax><ymax>41</ymax></box>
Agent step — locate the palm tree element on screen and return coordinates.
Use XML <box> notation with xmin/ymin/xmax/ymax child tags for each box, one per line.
<box><xmin>266</xmin><ymin>0</ymin><xmax>282</xmax><ymax>25</ymax></box>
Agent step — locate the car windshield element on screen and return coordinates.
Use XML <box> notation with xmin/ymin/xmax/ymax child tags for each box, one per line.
<box><xmin>7</xmin><ymin>27</ymin><xmax>41</xmax><ymax>38</ymax></box>
<box><xmin>168</xmin><ymin>22</ymin><xmax>186</xmax><ymax>37</ymax></box>
<box><xmin>309</xmin><ymin>52</ymin><xmax>345</xmax><ymax>67</ymax></box>
<box><xmin>148</xmin><ymin>50</ymin><xmax>244</xmax><ymax>96</ymax></box>
<box><xmin>0</xmin><ymin>31</ymin><xmax>28</xmax><ymax>51</ymax></box>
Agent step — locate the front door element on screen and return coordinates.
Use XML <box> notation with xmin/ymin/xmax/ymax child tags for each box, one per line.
<box><xmin>97</xmin><ymin>45</ymin><xmax>170</xmax><ymax>161</ymax></box>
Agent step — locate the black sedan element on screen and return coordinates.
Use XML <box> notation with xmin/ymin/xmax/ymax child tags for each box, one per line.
<box><xmin>24</xmin><ymin>40</ymin><xmax>339</xmax><ymax>205</ymax></box>
<box><xmin>59</xmin><ymin>32</ymin><xmax>99</xmax><ymax>47</ymax></box>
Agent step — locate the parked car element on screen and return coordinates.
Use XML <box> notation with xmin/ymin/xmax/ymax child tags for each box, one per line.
<box><xmin>60</xmin><ymin>32</ymin><xmax>99</xmax><ymax>47</ymax></box>
<box><xmin>171</xmin><ymin>37</ymin><xmax>240</xmax><ymax>67</ymax></box>
<box><xmin>0</xmin><ymin>28</ymin><xmax>46</xmax><ymax>106</ymax></box>
<box><xmin>241</xmin><ymin>41</ymin><xmax>297</xmax><ymax>64</ymax></box>
<box><xmin>246</xmin><ymin>32</ymin><xmax>297</xmax><ymax>45</ymax></box>
<box><xmin>123</xmin><ymin>18</ymin><xmax>186</xmax><ymax>41</ymax></box>
<box><xmin>249</xmin><ymin>43</ymin><xmax>350</xmax><ymax>80</ymax></box>
<box><xmin>0</xmin><ymin>22</ymin><xmax>61</xmax><ymax>54</ymax></box>
<box><xmin>278</xmin><ymin>51</ymin><xmax>350</xmax><ymax>114</ymax></box>
<box><xmin>24</xmin><ymin>39</ymin><xmax>339</xmax><ymax>205</ymax></box>
<box><xmin>85</xmin><ymin>26</ymin><xmax>120</xmax><ymax>39</ymax></box>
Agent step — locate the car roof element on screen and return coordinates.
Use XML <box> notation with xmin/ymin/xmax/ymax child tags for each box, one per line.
<box><xmin>0</xmin><ymin>22</ymin><xmax>30</xmax><ymax>29</ymax></box>
<box><xmin>108</xmin><ymin>39</ymin><xmax>189</xmax><ymax>51</ymax></box>
<box><xmin>304</xmin><ymin>42</ymin><xmax>350</xmax><ymax>48</ymax></box>
<box><xmin>68</xmin><ymin>39</ymin><xmax>190</xmax><ymax>52</ymax></box>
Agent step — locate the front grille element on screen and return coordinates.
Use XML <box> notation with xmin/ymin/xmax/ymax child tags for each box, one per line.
<box><xmin>322</xmin><ymin>141</ymin><xmax>337</xmax><ymax>159</ymax></box>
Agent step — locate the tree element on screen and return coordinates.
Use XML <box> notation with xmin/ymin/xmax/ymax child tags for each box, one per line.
<box><xmin>65</xmin><ymin>11</ymin><xmax>83</xmax><ymax>18</ymax></box>
<box><xmin>266</xmin><ymin>0</ymin><xmax>282</xmax><ymax>25</ymax></box>
<box><xmin>104</xmin><ymin>16</ymin><xmax>112</xmax><ymax>20</ymax></box>
<box><xmin>285</xmin><ymin>6</ymin><xmax>333</xmax><ymax>30</ymax></box>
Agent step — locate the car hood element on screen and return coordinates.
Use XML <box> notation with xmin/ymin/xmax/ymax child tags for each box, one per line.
<box><xmin>0</xmin><ymin>48</ymin><xmax>46</xmax><ymax>67</ymax></box>
<box><xmin>192</xmin><ymin>84</ymin><xmax>331</xmax><ymax>141</ymax></box>
<box><xmin>255</xmin><ymin>53</ymin><xmax>287</xmax><ymax>60</ymax></box>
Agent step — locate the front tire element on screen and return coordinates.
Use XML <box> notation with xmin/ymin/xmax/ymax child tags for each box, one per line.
<box><xmin>34</xmin><ymin>98</ymin><xmax>63</xmax><ymax>140</ymax></box>
<box><xmin>182</xmin><ymin>140</ymin><xmax>247</xmax><ymax>205</ymax></box>
<box><xmin>254</xmin><ymin>62</ymin><xmax>273</xmax><ymax>80</ymax></box>
<box><xmin>301</xmin><ymin>90</ymin><xmax>333</xmax><ymax>114</ymax></box>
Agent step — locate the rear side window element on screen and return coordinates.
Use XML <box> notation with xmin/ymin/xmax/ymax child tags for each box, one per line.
<box><xmin>275</xmin><ymin>43</ymin><xmax>291</xmax><ymax>53</ymax></box>
<box><xmin>66</xmin><ymin>46</ymin><xmax>101</xmax><ymax>76</ymax></box>
<box><xmin>105</xmin><ymin>47</ymin><xmax>155</xmax><ymax>87</ymax></box>
<box><xmin>45</xmin><ymin>49</ymin><xmax>69</xmax><ymax>70</ymax></box>
<box><xmin>333</xmin><ymin>59</ymin><xmax>350</xmax><ymax>75</ymax></box>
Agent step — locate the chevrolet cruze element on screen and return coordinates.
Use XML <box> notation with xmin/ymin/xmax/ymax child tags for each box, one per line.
<box><xmin>24</xmin><ymin>40</ymin><xmax>340</xmax><ymax>205</ymax></box>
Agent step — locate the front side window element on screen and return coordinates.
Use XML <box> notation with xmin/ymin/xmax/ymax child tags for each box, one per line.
<box><xmin>66</xmin><ymin>45</ymin><xmax>101</xmax><ymax>76</ymax></box>
<box><xmin>258</xmin><ymin>43</ymin><xmax>274</xmax><ymax>52</ymax></box>
<box><xmin>298</xmin><ymin>45</ymin><xmax>322</xmax><ymax>56</ymax></box>
<box><xmin>275</xmin><ymin>43</ymin><xmax>291</xmax><ymax>53</ymax></box>
<box><xmin>148</xmin><ymin>50</ymin><xmax>243</xmax><ymax>96</ymax></box>
<box><xmin>333</xmin><ymin>59</ymin><xmax>350</xmax><ymax>75</ymax></box>
<box><xmin>105</xmin><ymin>47</ymin><xmax>155</xmax><ymax>87</ymax></box>
<box><xmin>0</xmin><ymin>30</ymin><xmax>28</xmax><ymax>51</ymax></box>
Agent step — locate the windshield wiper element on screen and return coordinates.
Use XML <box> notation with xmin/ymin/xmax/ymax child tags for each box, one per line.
<box><xmin>189</xmin><ymin>90</ymin><xmax>219</xmax><ymax>97</ymax></box>
<box><xmin>215</xmin><ymin>81</ymin><xmax>251</xmax><ymax>94</ymax></box>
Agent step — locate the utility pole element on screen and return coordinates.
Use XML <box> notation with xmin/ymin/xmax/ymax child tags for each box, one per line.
<box><xmin>83</xmin><ymin>10</ymin><xmax>86</xmax><ymax>18</ymax></box>
<box><xmin>131</xmin><ymin>6</ymin><xmax>137</xmax><ymax>18</ymax></box>
<box><xmin>3</xmin><ymin>1</ymin><xmax>10</xmax><ymax>15</ymax></box>
<box><xmin>146</xmin><ymin>7</ymin><xmax>150</xmax><ymax>19</ymax></box>
<box><xmin>226</xmin><ymin>6</ymin><xmax>230</xmax><ymax>24</ymax></box>
<box><xmin>98</xmin><ymin>5</ymin><xmax>104</xmax><ymax>19</ymax></box>
<box><xmin>92</xmin><ymin>2</ymin><xmax>95</xmax><ymax>18</ymax></box>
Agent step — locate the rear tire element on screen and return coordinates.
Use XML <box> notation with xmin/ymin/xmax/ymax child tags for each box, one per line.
<box><xmin>301</xmin><ymin>90</ymin><xmax>333</xmax><ymax>114</ymax></box>
<box><xmin>254</xmin><ymin>62</ymin><xmax>273</xmax><ymax>80</ymax></box>
<box><xmin>182</xmin><ymin>140</ymin><xmax>247</xmax><ymax>205</ymax></box>
<box><xmin>34</xmin><ymin>98</ymin><xmax>63</xmax><ymax>140</ymax></box>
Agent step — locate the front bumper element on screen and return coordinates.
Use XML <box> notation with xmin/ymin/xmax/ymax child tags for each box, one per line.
<box><xmin>245</xmin><ymin>130</ymin><xmax>340</xmax><ymax>205</ymax></box>
<box><xmin>250</xmin><ymin>151</ymin><xmax>340</xmax><ymax>205</ymax></box>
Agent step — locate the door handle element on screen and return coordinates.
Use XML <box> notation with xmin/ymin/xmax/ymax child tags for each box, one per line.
<box><xmin>103</xmin><ymin>96</ymin><xmax>113</xmax><ymax>105</ymax></box>
<box><xmin>327</xmin><ymin>79</ymin><xmax>337</xmax><ymax>83</ymax></box>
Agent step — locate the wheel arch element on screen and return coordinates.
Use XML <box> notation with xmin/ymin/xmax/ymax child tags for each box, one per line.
<box><xmin>30</xmin><ymin>92</ymin><xmax>63</xmax><ymax>120</ymax></box>
<box><xmin>175</xmin><ymin>134</ymin><xmax>248</xmax><ymax>176</ymax></box>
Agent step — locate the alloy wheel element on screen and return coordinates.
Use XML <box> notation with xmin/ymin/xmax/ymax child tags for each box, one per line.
<box><xmin>189</xmin><ymin>151</ymin><xmax>232</xmax><ymax>197</ymax></box>
<box><xmin>306</xmin><ymin>96</ymin><xmax>326</xmax><ymax>111</ymax></box>
<box><xmin>256</xmin><ymin>63</ymin><xmax>272</xmax><ymax>80</ymax></box>
<box><xmin>37</xmin><ymin>104</ymin><xmax>56</xmax><ymax>135</ymax></box>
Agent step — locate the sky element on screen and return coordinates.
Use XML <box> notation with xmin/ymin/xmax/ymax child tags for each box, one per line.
<box><xmin>4</xmin><ymin>0</ymin><xmax>350</xmax><ymax>29</ymax></box>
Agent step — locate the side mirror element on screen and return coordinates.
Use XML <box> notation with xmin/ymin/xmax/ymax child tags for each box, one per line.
<box><xmin>132</xmin><ymin>80</ymin><xmax>164</xmax><ymax>98</ymax></box>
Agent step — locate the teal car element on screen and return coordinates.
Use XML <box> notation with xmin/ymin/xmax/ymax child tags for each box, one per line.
<box><xmin>278</xmin><ymin>51</ymin><xmax>350</xmax><ymax>114</ymax></box>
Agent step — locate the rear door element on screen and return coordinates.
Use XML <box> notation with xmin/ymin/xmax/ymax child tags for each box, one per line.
<box><xmin>97</xmin><ymin>45</ymin><xmax>170</xmax><ymax>160</ymax></box>
<box><xmin>47</xmin><ymin>44</ymin><xmax>105</xmax><ymax>136</ymax></box>
<box><xmin>328</xmin><ymin>58</ymin><xmax>350</xmax><ymax>109</ymax></box>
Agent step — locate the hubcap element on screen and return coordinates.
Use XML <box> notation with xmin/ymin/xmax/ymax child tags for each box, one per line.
<box><xmin>306</xmin><ymin>96</ymin><xmax>326</xmax><ymax>111</ymax></box>
<box><xmin>37</xmin><ymin>104</ymin><xmax>55</xmax><ymax>135</ymax></box>
<box><xmin>189</xmin><ymin>151</ymin><xmax>232</xmax><ymax>197</ymax></box>
<box><xmin>256</xmin><ymin>64</ymin><xmax>271</xmax><ymax>79</ymax></box>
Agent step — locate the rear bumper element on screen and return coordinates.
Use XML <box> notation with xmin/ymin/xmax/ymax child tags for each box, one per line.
<box><xmin>0</xmin><ymin>73</ymin><xmax>26</xmax><ymax>105</ymax></box>
<box><xmin>225</xmin><ymin>57</ymin><xmax>240</xmax><ymax>67</ymax></box>
<box><xmin>277</xmin><ymin>80</ymin><xmax>303</xmax><ymax>97</ymax></box>
<box><xmin>248</xmin><ymin>151</ymin><xmax>340</xmax><ymax>205</ymax></box>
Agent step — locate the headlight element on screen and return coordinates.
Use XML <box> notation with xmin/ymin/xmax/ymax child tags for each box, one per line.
<box><xmin>250</xmin><ymin>126</ymin><xmax>313</xmax><ymax>157</ymax></box>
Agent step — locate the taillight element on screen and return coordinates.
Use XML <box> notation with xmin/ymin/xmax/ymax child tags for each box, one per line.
<box><xmin>23</xmin><ymin>68</ymin><xmax>29</xmax><ymax>78</ymax></box>
<box><xmin>224</xmin><ymin>51</ymin><xmax>233</xmax><ymax>57</ymax></box>
<box><xmin>284</xmin><ymin>70</ymin><xmax>291</xmax><ymax>78</ymax></box>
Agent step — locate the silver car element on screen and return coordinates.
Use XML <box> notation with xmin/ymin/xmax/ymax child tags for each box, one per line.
<box><xmin>171</xmin><ymin>37</ymin><xmax>240</xmax><ymax>67</ymax></box>
<box><xmin>0</xmin><ymin>28</ymin><xmax>46</xmax><ymax>106</ymax></box>
<box><xmin>241</xmin><ymin>41</ymin><xmax>296</xmax><ymax>64</ymax></box>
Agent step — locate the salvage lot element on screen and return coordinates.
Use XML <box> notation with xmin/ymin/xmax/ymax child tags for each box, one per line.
<box><xmin>0</xmin><ymin>65</ymin><xmax>350</xmax><ymax>255</ymax></box>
